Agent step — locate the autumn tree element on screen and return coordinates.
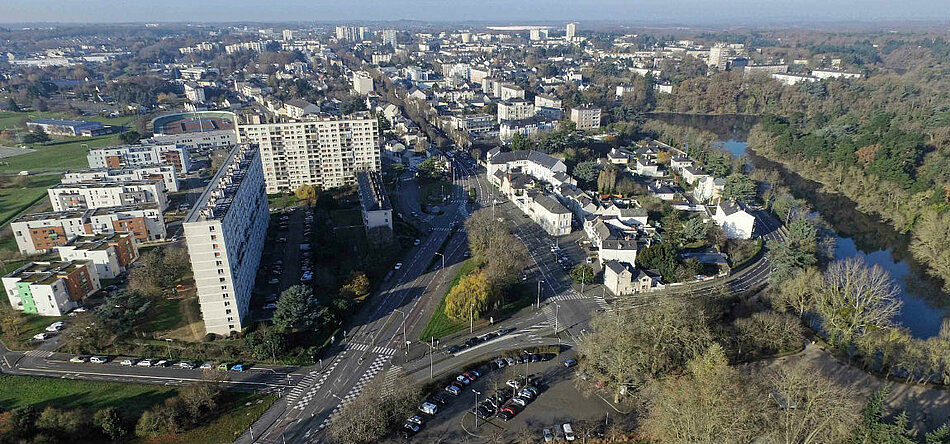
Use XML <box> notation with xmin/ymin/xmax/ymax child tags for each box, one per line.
<box><xmin>444</xmin><ymin>272</ymin><xmax>492</xmax><ymax>322</ymax></box>
<box><xmin>295</xmin><ymin>184</ymin><xmax>318</xmax><ymax>205</ymax></box>
<box><xmin>815</xmin><ymin>258</ymin><xmax>901</xmax><ymax>345</ymax></box>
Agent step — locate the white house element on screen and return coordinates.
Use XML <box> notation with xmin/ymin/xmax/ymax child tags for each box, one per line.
<box><xmin>681</xmin><ymin>166</ymin><xmax>709</xmax><ymax>185</ymax></box>
<box><xmin>712</xmin><ymin>200</ymin><xmax>756</xmax><ymax>239</ymax></box>
<box><xmin>604</xmin><ymin>261</ymin><xmax>660</xmax><ymax>295</ymax></box>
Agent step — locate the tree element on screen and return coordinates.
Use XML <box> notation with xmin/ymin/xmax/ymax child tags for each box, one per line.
<box><xmin>444</xmin><ymin>272</ymin><xmax>492</xmax><ymax>321</ymax></box>
<box><xmin>415</xmin><ymin>157</ymin><xmax>445</xmax><ymax>180</ymax></box>
<box><xmin>326</xmin><ymin>377</ymin><xmax>422</xmax><ymax>444</ymax></box>
<box><xmin>246</xmin><ymin>325</ymin><xmax>287</xmax><ymax>362</ymax></box>
<box><xmin>643</xmin><ymin>343</ymin><xmax>766</xmax><ymax>444</ymax></box>
<box><xmin>681</xmin><ymin>217</ymin><xmax>707</xmax><ymax>244</ymax></box>
<box><xmin>4</xmin><ymin>97</ymin><xmax>20</xmax><ymax>112</ymax></box>
<box><xmin>295</xmin><ymin>184</ymin><xmax>318</xmax><ymax>205</ymax></box>
<box><xmin>849</xmin><ymin>389</ymin><xmax>917</xmax><ymax>444</ymax></box>
<box><xmin>272</xmin><ymin>285</ymin><xmax>321</xmax><ymax>332</ymax></box>
<box><xmin>510</xmin><ymin>133</ymin><xmax>531</xmax><ymax>151</ymax></box>
<box><xmin>36</xmin><ymin>406</ymin><xmax>87</xmax><ymax>438</ymax></box>
<box><xmin>93</xmin><ymin>407</ymin><xmax>127</xmax><ymax>441</ymax></box>
<box><xmin>570</xmin><ymin>264</ymin><xmax>595</xmax><ymax>285</ymax></box>
<box><xmin>733</xmin><ymin>311</ymin><xmax>804</xmax><ymax>359</ymax></box>
<box><xmin>1</xmin><ymin>309</ymin><xmax>27</xmax><ymax>341</ymax></box>
<box><xmin>95</xmin><ymin>290</ymin><xmax>151</xmax><ymax>335</ymax></box>
<box><xmin>636</xmin><ymin>242</ymin><xmax>679</xmax><ymax>281</ymax></box>
<box><xmin>762</xmin><ymin>362</ymin><xmax>860</xmax><ymax>444</ymax></box>
<box><xmin>23</xmin><ymin>125</ymin><xmax>50</xmax><ymax>144</ymax></box>
<box><xmin>578</xmin><ymin>297</ymin><xmax>712</xmax><ymax>401</ymax></box>
<box><xmin>8</xmin><ymin>406</ymin><xmax>39</xmax><ymax>439</ymax></box>
<box><xmin>118</xmin><ymin>130</ymin><xmax>141</xmax><ymax>144</ymax></box>
<box><xmin>770</xmin><ymin>266</ymin><xmax>823</xmax><ymax>316</ymax></box>
<box><xmin>178</xmin><ymin>380</ymin><xmax>221</xmax><ymax>418</ymax></box>
<box><xmin>815</xmin><ymin>258</ymin><xmax>901</xmax><ymax>344</ymax></box>
<box><xmin>722</xmin><ymin>173</ymin><xmax>757</xmax><ymax>203</ymax></box>
<box><xmin>341</xmin><ymin>271</ymin><xmax>371</xmax><ymax>299</ymax></box>
<box><xmin>572</xmin><ymin>161</ymin><xmax>602</xmax><ymax>184</ymax></box>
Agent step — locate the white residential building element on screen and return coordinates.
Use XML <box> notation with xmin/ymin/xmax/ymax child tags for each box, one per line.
<box><xmin>534</xmin><ymin>94</ymin><xmax>562</xmax><ymax>110</ymax></box>
<box><xmin>498</xmin><ymin>84</ymin><xmax>525</xmax><ymax>101</ymax></box>
<box><xmin>10</xmin><ymin>211</ymin><xmax>93</xmax><ymax>255</ymax></box>
<box><xmin>570</xmin><ymin>107</ymin><xmax>601</xmax><ymax>130</ymax></box>
<box><xmin>47</xmin><ymin>181</ymin><xmax>168</xmax><ymax>212</ymax></box>
<box><xmin>356</xmin><ymin>171</ymin><xmax>393</xmax><ymax>243</ymax></box>
<box><xmin>283</xmin><ymin>99</ymin><xmax>320</xmax><ymax>118</ymax></box>
<box><xmin>811</xmin><ymin>69</ymin><xmax>862</xmax><ymax>80</ymax></box>
<box><xmin>712</xmin><ymin>200</ymin><xmax>756</xmax><ymax>239</ymax></box>
<box><xmin>183</xmin><ymin>144</ymin><xmax>268</xmax><ymax>335</ymax></box>
<box><xmin>184</xmin><ymin>82</ymin><xmax>206</xmax><ymax>103</ymax></box>
<box><xmin>87</xmin><ymin>143</ymin><xmax>194</xmax><ymax>173</ymax></box>
<box><xmin>236</xmin><ymin>113</ymin><xmax>380</xmax><ymax>193</ymax></box>
<box><xmin>566</xmin><ymin>22</ymin><xmax>577</xmax><ymax>41</ymax></box>
<box><xmin>147</xmin><ymin>130</ymin><xmax>236</xmax><ymax>150</ymax></box>
<box><xmin>85</xmin><ymin>204</ymin><xmax>167</xmax><ymax>243</ymax></box>
<box><xmin>3</xmin><ymin>260</ymin><xmax>100</xmax><ymax>316</ymax></box>
<box><xmin>352</xmin><ymin>71</ymin><xmax>375</xmax><ymax>95</ymax></box>
<box><xmin>62</xmin><ymin>164</ymin><xmax>179</xmax><ymax>192</ymax></box>
<box><xmin>497</xmin><ymin>99</ymin><xmax>535</xmax><ymax>123</ymax></box>
<box><xmin>604</xmin><ymin>261</ymin><xmax>659</xmax><ymax>295</ymax></box>
<box><xmin>55</xmin><ymin>232</ymin><xmax>138</xmax><ymax>279</ymax></box>
<box><xmin>487</xmin><ymin>150</ymin><xmax>570</xmax><ymax>187</ymax></box>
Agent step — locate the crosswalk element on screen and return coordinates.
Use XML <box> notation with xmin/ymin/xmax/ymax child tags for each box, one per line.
<box><xmin>346</xmin><ymin>343</ymin><xmax>398</xmax><ymax>356</ymax></box>
<box><xmin>24</xmin><ymin>350</ymin><xmax>52</xmax><ymax>358</ymax></box>
<box><xmin>318</xmin><ymin>354</ymin><xmax>391</xmax><ymax>431</ymax></box>
<box><xmin>548</xmin><ymin>291</ymin><xmax>609</xmax><ymax>309</ymax></box>
<box><xmin>288</xmin><ymin>352</ymin><xmax>347</xmax><ymax>410</ymax></box>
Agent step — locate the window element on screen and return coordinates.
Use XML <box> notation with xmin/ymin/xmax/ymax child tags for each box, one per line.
<box><xmin>227</xmin><ymin>317</ymin><xmax>233</xmax><ymax>322</ymax></box>
<box><xmin>219</xmin><ymin>277</ymin><xmax>226</xmax><ymax>283</ymax></box>
<box><xmin>210</xmin><ymin>235</ymin><xmax>217</xmax><ymax>240</ymax></box>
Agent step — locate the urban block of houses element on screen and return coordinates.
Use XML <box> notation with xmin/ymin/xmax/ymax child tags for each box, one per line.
<box><xmin>712</xmin><ymin>200</ymin><xmax>756</xmax><ymax>239</ymax></box>
<box><xmin>54</xmin><ymin>232</ymin><xmax>138</xmax><ymax>279</ymax></box>
<box><xmin>9</xmin><ymin>204</ymin><xmax>167</xmax><ymax>255</ymax></box>
<box><xmin>356</xmin><ymin>171</ymin><xmax>393</xmax><ymax>244</ymax></box>
<box><xmin>2</xmin><ymin>260</ymin><xmax>101</xmax><ymax>316</ymax></box>
<box><xmin>604</xmin><ymin>261</ymin><xmax>661</xmax><ymax>295</ymax></box>
<box><xmin>61</xmin><ymin>164</ymin><xmax>180</xmax><ymax>193</ymax></box>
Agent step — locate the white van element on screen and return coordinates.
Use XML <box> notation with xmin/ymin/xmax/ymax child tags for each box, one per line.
<box><xmin>419</xmin><ymin>402</ymin><xmax>438</xmax><ymax>415</ymax></box>
<box><xmin>563</xmin><ymin>423</ymin><xmax>575</xmax><ymax>441</ymax></box>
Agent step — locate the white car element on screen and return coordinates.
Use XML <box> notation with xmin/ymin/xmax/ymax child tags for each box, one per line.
<box><xmin>119</xmin><ymin>359</ymin><xmax>137</xmax><ymax>366</ymax></box>
<box><xmin>199</xmin><ymin>362</ymin><xmax>213</xmax><ymax>370</ymax></box>
<box><xmin>45</xmin><ymin>322</ymin><xmax>64</xmax><ymax>332</ymax></box>
<box><xmin>178</xmin><ymin>361</ymin><xmax>196</xmax><ymax>369</ymax></box>
<box><xmin>69</xmin><ymin>356</ymin><xmax>88</xmax><ymax>363</ymax></box>
<box><xmin>419</xmin><ymin>402</ymin><xmax>438</xmax><ymax>415</ymax></box>
<box><xmin>563</xmin><ymin>423</ymin><xmax>575</xmax><ymax>441</ymax></box>
<box><xmin>394</xmin><ymin>263</ymin><xmax>403</xmax><ymax>270</ymax></box>
<box><xmin>137</xmin><ymin>359</ymin><xmax>154</xmax><ymax>367</ymax></box>
<box><xmin>90</xmin><ymin>356</ymin><xmax>108</xmax><ymax>364</ymax></box>
<box><xmin>32</xmin><ymin>332</ymin><xmax>53</xmax><ymax>340</ymax></box>
<box><xmin>154</xmin><ymin>360</ymin><xmax>169</xmax><ymax>367</ymax></box>
<box><xmin>413</xmin><ymin>239</ymin><xmax>421</xmax><ymax>246</ymax></box>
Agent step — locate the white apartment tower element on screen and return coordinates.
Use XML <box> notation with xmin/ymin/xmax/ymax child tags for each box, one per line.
<box><xmin>183</xmin><ymin>144</ymin><xmax>268</xmax><ymax>335</ymax></box>
<box><xmin>381</xmin><ymin>29</ymin><xmax>398</xmax><ymax>48</ymax></box>
<box><xmin>566</xmin><ymin>22</ymin><xmax>577</xmax><ymax>41</ymax></box>
<box><xmin>236</xmin><ymin>113</ymin><xmax>380</xmax><ymax>194</ymax></box>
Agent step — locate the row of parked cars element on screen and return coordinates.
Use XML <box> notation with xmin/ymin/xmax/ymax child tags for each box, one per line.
<box><xmin>67</xmin><ymin>356</ymin><xmax>247</xmax><ymax>371</ymax></box>
<box><xmin>444</xmin><ymin>327</ymin><xmax>516</xmax><ymax>354</ymax></box>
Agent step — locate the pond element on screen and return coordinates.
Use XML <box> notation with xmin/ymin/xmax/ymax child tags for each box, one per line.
<box><xmin>651</xmin><ymin>113</ymin><xmax>950</xmax><ymax>338</ymax></box>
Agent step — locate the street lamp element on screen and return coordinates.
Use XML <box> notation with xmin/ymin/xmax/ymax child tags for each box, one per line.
<box><xmin>393</xmin><ymin>309</ymin><xmax>408</xmax><ymax>355</ymax></box>
<box><xmin>470</xmin><ymin>303</ymin><xmax>475</xmax><ymax>333</ymax></box>
<box><xmin>537</xmin><ymin>280</ymin><xmax>544</xmax><ymax>309</ymax></box>
<box><xmin>553</xmin><ymin>302</ymin><xmax>561</xmax><ymax>344</ymax></box>
<box><xmin>422</xmin><ymin>337</ymin><xmax>437</xmax><ymax>380</ymax></box>
<box><xmin>472</xmin><ymin>389</ymin><xmax>482</xmax><ymax>428</ymax></box>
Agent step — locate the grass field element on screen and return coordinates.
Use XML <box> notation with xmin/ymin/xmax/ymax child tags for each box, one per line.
<box><xmin>139</xmin><ymin>296</ymin><xmax>189</xmax><ymax>334</ymax></box>
<box><xmin>0</xmin><ymin>175</ymin><xmax>59</xmax><ymax>227</ymax></box>
<box><xmin>0</xmin><ymin>374</ymin><xmax>177</xmax><ymax>418</ymax></box>
<box><xmin>418</xmin><ymin>258</ymin><xmax>479</xmax><ymax>340</ymax></box>
<box><xmin>136</xmin><ymin>393</ymin><xmax>277</xmax><ymax>444</ymax></box>
<box><xmin>0</xmin><ymin>111</ymin><xmax>136</xmax><ymax>131</ymax></box>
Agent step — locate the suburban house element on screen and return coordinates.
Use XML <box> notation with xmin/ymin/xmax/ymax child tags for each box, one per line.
<box><xmin>712</xmin><ymin>200</ymin><xmax>756</xmax><ymax>239</ymax></box>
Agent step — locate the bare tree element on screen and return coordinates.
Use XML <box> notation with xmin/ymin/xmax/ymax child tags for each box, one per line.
<box><xmin>761</xmin><ymin>362</ymin><xmax>860</xmax><ymax>444</ymax></box>
<box><xmin>815</xmin><ymin>258</ymin><xmax>901</xmax><ymax>344</ymax></box>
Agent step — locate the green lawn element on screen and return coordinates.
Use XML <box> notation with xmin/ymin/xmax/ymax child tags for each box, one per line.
<box><xmin>0</xmin><ymin>175</ymin><xmax>59</xmax><ymax>227</ymax></box>
<box><xmin>139</xmin><ymin>296</ymin><xmax>189</xmax><ymax>333</ymax></box>
<box><xmin>0</xmin><ymin>110</ymin><xmax>135</xmax><ymax>131</ymax></box>
<box><xmin>136</xmin><ymin>393</ymin><xmax>277</xmax><ymax>444</ymax></box>
<box><xmin>418</xmin><ymin>258</ymin><xmax>479</xmax><ymax>340</ymax></box>
<box><xmin>0</xmin><ymin>134</ymin><xmax>124</xmax><ymax>173</ymax></box>
<box><xmin>0</xmin><ymin>374</ymin><xmax>177</xmax><ymax>418</ymax></box>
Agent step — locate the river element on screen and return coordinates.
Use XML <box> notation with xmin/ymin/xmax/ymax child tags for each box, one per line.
<box><xmin>651</xmin><ymin>113</ymin><xmax>950</xmax><ymax>338</ymax></box>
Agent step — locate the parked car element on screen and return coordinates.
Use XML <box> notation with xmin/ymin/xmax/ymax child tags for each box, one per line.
<box><xmin>511</xmin><ymin>397</ymin><xmax>528</xmax><ymax>407</ymax></box>
<box><xmin>543</xmin><ymin>428</ymin><xmax>554</xmax><ymax>442</ymax></box>
<box><xmin>407</xmin><ymin>415</ymin><xmax>425</xmax><ymax>425</ymax></box>
<box><xmin>445</xmin><ymin>385</ymin><xmax>461</xmax><ymax>396</ymax></box>
<box><xmin>216</xmin><ymin>363</ymin><xmax>229</xmax><ymax>371</ymax></box>
<box><xmin>69</xmin><ymin>356</ymin><xmax>88</xmax><ymax>363</ymax></box>
<box><xmin>32</xmin><ymin>332</ymin><xmax>53</xmax><ymax>341</ymax></box>
<box><xmin>563</xmin><ymin>423</ymin><xmax>576</xmax><ymax>441</ymax></box>
<box><xmin>445</xmin><ymin>345</ymin><xmax>462</xmax><ymax>354</ymax></box>
<box><xmin>119</xmin><ymin>359</ymin><xmax>137</xmax><ymax>366</ymax></box>
<box><xmin>136</xmin><ymin>359</ymin><xmax>154</xmax><ymax>367</ymax></box>
<box><xmin>456</xmin><ymin>374</ymin><xmax>470</xmax><ymax>385</ymax></box>
<box><xmin>268</xmin><ymin>278</ymin><xmax>279</xmax><ymax>285</ymax></box>
<box><xmin>89</xmin><ymin>356</ymin><xmax>108</xmax><ymax>364</ymax></box>
<box><xmin>178</xmin><ymin>361</ymin><xmax>196</xmax><ymax>369</ymax></box>
<box><xmin>419</xmin><ymin>402</ymin><xmax>438</xmax><ymax>415</ymax></box>
<box><xmin>263</xmin><ymin>303</ymin><xmax>277</xmax><ymax>310</ymax></box>
<box><xmin>199</xmin><ymin>362</ymin><xmax>214</xmax><ymax>370</ymax></box>
<box><xmin>506</xmin><ymin>379</ymin><xmax>522</xmax><ymax>389</ymax></box>
<box><xmin>497</xmin><ymin>410</ymin><xmax>514</xmax><ymax>421</ymax></box>
<box><xmin>394</xmin><ymin>263</ymin><xmax>403</xmax><ymax>270</ymax></box>
<box><xmin>428</xmin><ymin>394</ymin><xmax>448</xmax><ymax>405</ymax></box>
<box><xmin>46</xmin><ymin>322</ymin><xmax>64</xmax><ymax>332</ymax></box>
<box><xmin>495</xmin><ymin>358</ymin><xmax>507</xmax><ymax>368</ymax></box>
<box><xmin>402</xmin><ymin>422</ymin><xmax>420</xmax><ymax>434</ymax></box>
<box><xmin>564</xmin><ymin>359</ymin><xmax>578</xmax><ymax>368</ymax></box>
<box><xmin>230</xmin><ymin>364</ymin><xmax>244</xmax><ymax>371</ymax></box>
<box><xmin>413</xmin><ymin>239</ymin><xmax>421</xmax><ymax>246</ymax></box>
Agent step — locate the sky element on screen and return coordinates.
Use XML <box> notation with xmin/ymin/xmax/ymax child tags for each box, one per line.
<box><xmin>1</xmin><ymin>0</ymin><xmax>948</xmax><ymax>24</ymax></box>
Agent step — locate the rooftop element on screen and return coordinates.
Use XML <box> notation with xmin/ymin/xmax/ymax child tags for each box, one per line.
<box><xmin>29</xmin><ymin>118</ymin><xmax>104</xmax><ymax>129</ymax></box>
<box><xmin>356</xmin><ymin>171</ymin><xmax>392</xmax><ymax>212</ymax></box>
<box><xmin>12</xmin><ymin>210</ymin><xmax>87</xmax><ymax>223</ymax></box>
<box><xmin>185</xmin><ymin>144</ymin><xmax>260</xmax><ymax>223</ymax></box>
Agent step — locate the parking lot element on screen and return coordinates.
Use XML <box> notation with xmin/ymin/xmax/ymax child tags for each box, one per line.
<box><xmin>252</xmin><ymin>206</ymin><xmax>312</xmax><ymax>318</ymax></box>
<box><xmin>406</xmin><ymin>348</ymin><xmax>614</xmax><ymax>443</ymax></box>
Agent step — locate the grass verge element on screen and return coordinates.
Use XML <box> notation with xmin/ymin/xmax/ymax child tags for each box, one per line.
<box><xmin>0</xmin><ymin>175</ymin><xmax>60</xmax><ymax>227</ymax></box>
<box><xmin>418</xmin><ymin>258</ymin><xmax>478</xmax><ymax>340</ymax></box>
<box><xmin>135</xmin><ymin>393</ymin><xmax>277</xmax><ymax>444</ymax></box>
<box><xmin>0</xmin><ymin>374</ymin><xmax>177</xmax><ymax>418</ymax></box>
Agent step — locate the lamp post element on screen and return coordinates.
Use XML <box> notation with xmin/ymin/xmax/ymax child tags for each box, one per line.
<box><xmin>393</xmin><ymin>309</ymin><xmax>408</xmax><ymax>355</ymax></box>
<box><xmin>422</xmin><ymin>338</ymin><xmax>436</xmax><ymax>380</ymax></box>
<box><xmin>470</xmin><ymin>303</ymin><xmax>475</xmax><ymax>333</ymax></box>
<box><xmin>553</xmin><ymin>302</ymin><xmax>561</xmax><ymax>344</ymax></box>
<box><xmin>434</xmin><ymin>252</ymin><xmax>445</xmax><ymax>285</ymax></box>
<box><xmin>472</xmin><ymin>389</ymin><xmax>481</xmax><ymax>428</ymax></box>
<box><xmin>537</xmin><ymin>279</ymin><xmax>543</xmax><ymax>308</ymax></box>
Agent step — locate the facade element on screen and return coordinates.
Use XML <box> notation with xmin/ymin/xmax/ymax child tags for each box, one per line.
<box><xmin>565</xmin><ymin>22</ymin><xmax>577</xmax><ymax>41</ymax></box>
<box><xmin>47</xmin><ymin>181</ymin><xmax>168</xmax><ymax>212</ymax></box>
<box><xmin>184</xmin><ymin>82</ymin><xmax>206</xmax><ymax>103</ymax></box>
<box><xmin>713</xmin><ymin>200</ymin><xmax>756</xmax><ymax>239</ymax></box>
<box><xmin>352</xmin><ymin>71</ymin><xmax>375</xmax><ymax>95</ymax></box>
<box><xmin>525</xmin><ymin>194</ymin><xmax>572</xmax><ymax>236</ymax></box>
<box><xmin>55</xmin><ymin>232</ymin><xmax>138</xmax><ymax>279</ymax></box>
<box><xmin>811</xmin><ymin>69</ymin><xmax>862</xmax><ymax>80</ymax></box>
<box><xmin>183</xmin><ymin>144</ymin><xmax>268</xmax><ymax>335</ymax></box>
<box><xmin>487</xmin><ymin>150</ymin><xmax>569</xmax><ymax>186</ymax></box>
<box><xmin>570</xmin><ymin>107</ymin><xmax>601</xmax><ymax>130</ymax></box>
<box><xmin>87</xmin><ymin>143</ymin><xmax>194</xmax><ymax>173</ymax></box>
<box><xmin>356</xmin><ymin>171</ymin><xmax>393</xmax><ymax>243</ymax></box>
<box><xmin>10</xmin><ymin>211</ymin><xmax>91</xmax><ymax>255</ymax></box>
<box><xmin>236</xmin><ymin>113</ymin><xmax>380</xmax><ymax>193</ymax></box>
<box><xmin>534</xmin><ymin>94</ymin><xmax>562</xmax><ymax>109</ymax></box>
<box><xmin>86</xmin><ymin>204</ymin><xmax>167</xmax><ymax>242</ymax></box>
<box><xmin>147</xmin><ymin>130</ymin><xmax>236</xmax><ymax>150</ymax></box>
<box><xmin>27</xmin><ymin>118</ymin><xmax>111</xmax><ymax>137</ymax></box>
<box><xmin>604</xmin><ymin>261</ymin><xmax>658</xmax><ymax>295</ymax></box>
<box><xmin>497</xmin><ymin>99</ymin><xmax>535</xmax><ymax>123</ymax></box>
<box><xmin>381</xmin><ymin>29</ymin><xmax>398</xmax><ymax>47</ymax></box>
<box><xmin>3</xmin><ymin>261</ymin><xmax>100</xmax><ymax>316</ymax></box>
<box><xmin>62</xmin><ymin>164</ymin><xmax>179</xmax><ymax>192</ymax></box>
<box><xmin>499</xmin><ymin>116</ymin><xmax>558</xmax><ymax>141</ymax></box>
<box><xmin>708</xmin><ymin>44</ymin><xmax>730</xmax><ymax>70</ymax></box>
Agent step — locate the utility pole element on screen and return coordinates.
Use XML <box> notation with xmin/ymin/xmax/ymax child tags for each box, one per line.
<box><xmin>553</xmin><ymin>303</ymin><xmax>560</xmax><ymax>345</ymax></box>
<box><xmin>394</xmin><ymin>309</ymin><xmax>408</xmax><ymax>355</ymax></box>
<box><xmin>537</xmin><ymin>280</ymin><xmax>543</xmax><ymax>308</ymax></box>
<box><xmin>472</xmin><ymin>389</ymin><xmax>481</xmax><ymax>428</ymax></box>
<box><xmin>470</xmin><ymin>303</ymin><xmax>474</xmax><ymax>333</ymax></box>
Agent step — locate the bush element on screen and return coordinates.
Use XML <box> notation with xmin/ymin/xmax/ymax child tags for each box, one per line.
<box><xmin>93</xmin><ymin>407</ymin><xmax>127</xmax><ymax>441</ymax></box>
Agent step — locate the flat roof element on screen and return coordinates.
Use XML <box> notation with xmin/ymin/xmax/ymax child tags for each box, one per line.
<box><xmin>185</xmin><ymin>144</ymin><xmax>258</xmax><ymax>223</ymax></box>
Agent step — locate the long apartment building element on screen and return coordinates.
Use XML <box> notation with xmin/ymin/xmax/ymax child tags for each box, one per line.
<box><xmin>55</xmin><ymin>232</ymin><xmax>138</xmax><ymax>279</ymax></box>
<box><xmin>3</xmin><ymin>260</ymin><xmax>100</xmax><ymax>316</ymax></box>
<box><xmin>183</xmin><ymin>144</ymin><xmax>268</xmax><ymax>335</ymax></box>
<box><xmin>47</xmin><ymin>180</ymin><xmax>168</xmax><ymax>212</ymax></box>
<box><xmin>62</xmin><ymin>164</ymin><xmax>179</xmax><ymax>192</ymax></box>
<box><xmin>10</xmin><ymin>204</ymin><xmax>166</xmax><ymax>254</ymax></box>
<box><xmin>87</xmin><ymin>143</ymin><xmax>194</xmax><ymax>173</ymax></box>
<box><xmin>146</xmin><ymin>129</ymin><xmax>237</xmax><ymax>150</ymax></box>
<box><xmin>236</xmin><ymin>113</ymin><xmax>380</xmax><ymax>193</ymax></box>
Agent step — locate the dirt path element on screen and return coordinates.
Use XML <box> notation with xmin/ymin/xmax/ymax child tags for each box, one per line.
<box><xmin>753</xmin><ymin>343</ymin><xmax>950</xmax><ymax>432</ymax></box>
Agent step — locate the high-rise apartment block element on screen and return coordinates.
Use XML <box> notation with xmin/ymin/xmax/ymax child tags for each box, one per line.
<box><xmin>236</xmin><ymin>113</ymin><xmax>380</xmax><ymax>194</ymax></box>
<box><xmin>183</xmin><ymin>144</ymin><xmax>268</xmax><ymax>335</ymax></box>
<box><xmin>47</xmin><ymin>181</ymin><xmax>168</xmax><ymax>212</ymax></box>
<box><xmin>62</xmin><ymin>164</ymin><xmax>179</xmax><ymax>192</ymax></box>
<box><xmin>570</xmin><ymin>107</ymin><xmax>602</xmax><ymax>130</ymax></box>
<box><xmin>566</xmin><ymin>22</ymin><xmax>577</xmax><ymax>41</ymax></box>
<box><xmin>381</xmin><ymin>29</ymin><xmax>398</xmax><ymax>47</ymax></box>
<box><xmin>87</xmin><ymin>143</ymin><xmax>194</xmax><ymax>173</ymax></box>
